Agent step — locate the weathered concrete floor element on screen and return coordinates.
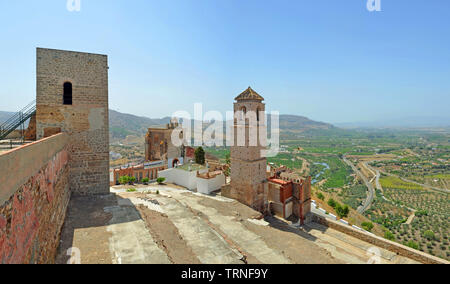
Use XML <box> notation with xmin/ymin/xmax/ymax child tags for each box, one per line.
<box><xmin>56</xmin><ymin>185</ymin><xmax>420</xmax><ymax>264</ymax></box>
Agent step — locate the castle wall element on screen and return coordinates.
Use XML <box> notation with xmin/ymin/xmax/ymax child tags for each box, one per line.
<box><xmin>0</xmin><ymin>133</ymin><xmax>71</xmax><ymax>264</ymax></box>
<box><xmin>36</xmin><ymin>48</ymin><xmax>109</xmax><ymax>195</ymax></box>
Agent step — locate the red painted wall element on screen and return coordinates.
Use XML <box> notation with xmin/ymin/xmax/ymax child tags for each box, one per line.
<box><xmin>0</xmin><ymin>147</ymin><xmax>70</xmax><ymax>264</ymax></box>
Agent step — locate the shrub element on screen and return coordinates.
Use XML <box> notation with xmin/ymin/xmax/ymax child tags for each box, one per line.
<box><xmin>406</xmin><ymin>241</ymin><xmax>419</xmax><ymax>250</ymax></box>
<box><xmin>119</xmin><ymin>175</ymin><xmax>130</xmax><ymax>185</ymax></box>
<box><xmin>385</xmin><ymin>231</ymin><xmax>395</xmax><ymax>241</ymax></box>
<box><xmin>424</xmin><ymin>230</ymin><xmax>436</xmax><ymax>240</ymax></box>
<box><xmin>328</xmin><ymin>198</ymin><xmax>337</xmax><ymax>208</ymax></box>
<box><xmin>142</xmin><ymin>177</ymin><xmax>150</xmax><ymax>184</ymax></box>
<box><xmin>416</xmin><ymin>210</ymin><xmax>428</xmax><ymax>217</ymax></box>
<box><xmin>317</xmin><ymin>192</ymin><xmax>325</xmax><ymax>201</ymax></box>
<box><xmin>127</xmin><ymin>188</ymin><xmax>137</xmax><ymax>193</ymax></box>
<box><xmin>335</xmin><ymin>203</ymin><xmax>349</xmax><ymax>219</ymax></box>
<box><xmin>127</xmin><ymin>176</ymin><xmax>136</xmax><ymax>185</ymax></box>
<box><xmin>362</xmin><ymin>222</ymin><xmax>374</xmax><ymax>232</ymax></box>
<box><xmin>157</xmin><ymin>177</ymin><xmax>166</xmax><ymax>185</ymax></box>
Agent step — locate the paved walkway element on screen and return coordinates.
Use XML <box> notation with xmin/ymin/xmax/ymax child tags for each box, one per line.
<box><xmin>56</xmin><ymin>185</ymin><xmax>421</xmax><ymax>264</ymax></box>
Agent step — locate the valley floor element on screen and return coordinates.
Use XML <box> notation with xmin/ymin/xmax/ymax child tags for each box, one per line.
<box><xmin>56</xmin><ymin>184</ymin><xmax>419</xmax><ymax>264</ymax></box>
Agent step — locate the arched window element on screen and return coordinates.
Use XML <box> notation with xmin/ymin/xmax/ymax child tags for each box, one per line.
<box><xmin>63</xmin><ymin>82</ymin><xmax>73</xmax><ymax>105</ymax></box>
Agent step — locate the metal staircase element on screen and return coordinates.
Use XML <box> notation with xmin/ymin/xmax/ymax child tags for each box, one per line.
<box><xmin>0</xmin><ymin>100</ymin><xmax>36</xmax><ymax>140</ymax></box>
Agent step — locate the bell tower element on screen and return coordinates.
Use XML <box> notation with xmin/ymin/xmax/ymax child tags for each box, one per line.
<box><xmin>229</xmin><ymin>87</ymin><xmax>268</xmax><ymax>213</ymax></box>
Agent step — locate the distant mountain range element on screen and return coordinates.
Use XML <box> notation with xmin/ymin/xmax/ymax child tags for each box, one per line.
<box><xmin>335</xmin><ymin>116</ymin><xmax>450</xmax><ymax>129</ymax></box>
<box><xmin>3</xmin><ymin>109</ymin><xmax>448</xmax><ymax>138</ymax></box>
<box><xmin>0</xmin><ymin>111</ymin><xmax>15</xmax><ymax>124</ymax></box>
<box><xmin>108</xmin><ymin>110</ymin><xmax>334</xmax><ymax>139</ymax></box>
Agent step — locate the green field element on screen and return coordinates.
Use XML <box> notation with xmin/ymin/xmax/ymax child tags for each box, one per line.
<box><xmin>380</xmin><ymin>176</ymin><xmax>424</xmax><ymax>190</ymax></box>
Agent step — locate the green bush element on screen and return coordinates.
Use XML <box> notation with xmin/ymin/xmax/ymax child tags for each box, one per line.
<box><xmin>328</xmin><ymin>198</ymin><xmax>337</xmax><ymax>208</ymax></box>
<box><xmin>127</xmin><ymin>188</ymin><xmax>137</xmax><ymax>193</ymax></box>
<box><xmin>362</xmin><ymin>222</ymin><xmax>374</xmax><ymax>232</ymax></box>
<box><xmin>317</xmin><ymin>192</ymin><xmax>325</xmax><ymax>201</ymax></box>
<box><xmin>424</xmin><ymin>230</ymin><xmax>436</xmax><ymax>240</ymax></box>
<box><xmin>406</xmin><ymin>241</ymin><xmax>419</xmax><ymax>250</ymax></box>
<box><xmin>119</xmin><ymin>175</ymin><xmax>130</xmax><ymax>185</ymax></box>
<box><xmin>157</xmin><ymin>177</ymin><xmax>166</xmax><ymax>185</ymax></box>
<box><xmin>142</xmin><ymin>177</ymin><xmax>150</xmax><ymax>184</ymax></box>
<box><xmin>385</xmin><ymin>231</ymin><xmax>395</xmax><ymax>241</ymax></box>
<box><xmin>335</xmin><ymin>203</ymin><xmax>349</xmax><ymax>219</ymax></box>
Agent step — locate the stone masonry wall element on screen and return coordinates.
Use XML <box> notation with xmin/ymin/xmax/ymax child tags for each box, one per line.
<box><xmin>36</xmin><ymin>48</ymin><xmax>109</xmax><ymax>195</ymax></box>
<box><xmin>0</xmin><ymin>134</ymin><xmax>71</xmax><ymax>264</ymax></box>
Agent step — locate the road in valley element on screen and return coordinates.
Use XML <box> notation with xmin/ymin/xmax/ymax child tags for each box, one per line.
<box><xmin>342</xmin><ymin>157</ymin><xmax>375</xmax><ymax>214</ymax></box>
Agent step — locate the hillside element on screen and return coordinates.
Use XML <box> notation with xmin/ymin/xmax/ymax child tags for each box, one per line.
<box><xmin>1</xmin><ymin>109</ymin><xmax>335</xmax><ymax>140</ymax></box>
<box><xmin>109</xmin><ymin>110</ymin><xmax>335</xmax><ymax>139</ymax></box>
<box><xmin>0</xmin><ymin>111</ymin><xmax>15</xmax><ymax>124</ymax></box>
<box><xmin>109</xmin><ymin>110</ymin><xmax>171</xmax><ymax>139</ymax></box>
<box><xmin>277</xmin><ymin>115</ymin><xmax>334</xmax><ymax>131</ymax></box>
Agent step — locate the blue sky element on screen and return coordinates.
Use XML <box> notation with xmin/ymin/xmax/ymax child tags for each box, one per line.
<box><xmin>0</xmin><ymin>0</ymin><xmax>449</xmax><ymax>124</ymax></box>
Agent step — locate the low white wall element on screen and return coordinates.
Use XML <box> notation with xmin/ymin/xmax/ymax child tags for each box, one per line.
<box><xmin>197</xmin><ymin>174</ymin><xmax>226</xmax><ymax>195</ymax></box>
<box><xmin>159</xmin><ymin>168</ymin><xmax>225</xmax><ymax>194</ymax></box>
<box><xmin>159</xmin><ymin>168</ymin><xmax>198</xmax><ymax>190</ymax></box>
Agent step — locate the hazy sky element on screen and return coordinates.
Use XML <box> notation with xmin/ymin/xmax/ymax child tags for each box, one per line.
<box><xmin>0</xmin><ymin>0</ymin><xmax>449</xmax><ymax>124</ymax></box>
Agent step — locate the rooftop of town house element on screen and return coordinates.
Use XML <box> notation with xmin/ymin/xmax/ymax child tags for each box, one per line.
<box><xmin>269</xmin><ymin>178</ymin><xmax>290</xmax><ymax>185</ymax></box>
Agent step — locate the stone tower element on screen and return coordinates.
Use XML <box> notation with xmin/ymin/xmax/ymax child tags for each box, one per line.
<box><xmin>36</xmin><ymin>48</ymin><xmax>110</xmax><ymax>195</ymax></box>
<box><xmin>229</xmin><ymin>87</ymin><xmax>268</xmax><ymax>213</ymax></box>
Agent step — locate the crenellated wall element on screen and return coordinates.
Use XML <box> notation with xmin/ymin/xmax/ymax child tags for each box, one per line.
<box><xmin>0</xmin><ymin>133</ymin><xmax>71</xmax><ymax>264</ymax></box>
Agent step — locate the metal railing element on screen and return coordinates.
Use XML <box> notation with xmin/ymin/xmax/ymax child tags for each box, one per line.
<box><xmin>0</xmin><ymin>100</ymin><xmax>36</xmax><ymax>140</ymax></box>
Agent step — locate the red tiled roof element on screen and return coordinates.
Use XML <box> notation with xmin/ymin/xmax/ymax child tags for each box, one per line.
<box><xmin>269</xmin><ymin>178</ymin><xmax>289</xmax><ymax>185</ymax></box>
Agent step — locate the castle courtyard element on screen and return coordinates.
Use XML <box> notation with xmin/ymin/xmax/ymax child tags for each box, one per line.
<box><xmin>55</xmin><ymin>185</ymin><xmax>419</xmax><ymax>264</ymax></box>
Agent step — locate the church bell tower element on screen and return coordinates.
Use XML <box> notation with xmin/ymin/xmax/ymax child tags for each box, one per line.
<box><xmin>229</xmin><ymin>87</ymin><xmax>268</xmax><ymax>213</ymax></box>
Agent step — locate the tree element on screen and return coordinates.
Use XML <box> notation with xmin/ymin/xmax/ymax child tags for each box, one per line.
<box><xmin>142</xmin><ymin>177</ymin><xmax>150</xmax><ymax>185</ymax></box>
<box><xmin>195</xmin><ymin>147</ymin><xmax>206</xmax><ymax>165</ymax></box>
<box><xmin>129</xmin><ymin>176</ymin><xmax>136</xmax><ymax>185</ymax></box>
<box><xmin>157</xmin><ymin>177</ymin><xmax>166</xmax><ymax>185</ymax></box>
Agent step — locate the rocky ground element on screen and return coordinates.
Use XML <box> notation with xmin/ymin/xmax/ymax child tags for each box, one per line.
<box><xmin>56</xmin><ymin>184</ymin><xmax>419</xmax><ymax>264</ymax></box>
